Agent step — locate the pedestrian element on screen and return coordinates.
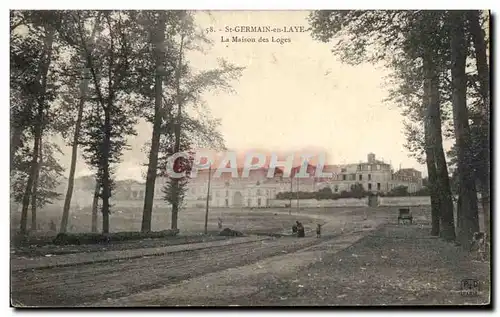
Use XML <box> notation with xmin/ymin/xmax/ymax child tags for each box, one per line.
<box><xmin>218</xmin><ymin>217</ymin><xmax>223</xmax><ymax>229</ymax></box>
<box><xmin>296</xmin><ymin>221</ymin><xmax>305</xmax><ymax>238</ymax></box>
<box><xmin>316</xmin><ymin>224</ymin><xmax>322</xmax><ymax>238</ymax></box>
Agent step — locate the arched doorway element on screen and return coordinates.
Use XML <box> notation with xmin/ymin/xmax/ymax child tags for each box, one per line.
<box><xmin>233</xmin><ymin>191</ymin><xmax>243</xmax><ymax>207</ymax></box>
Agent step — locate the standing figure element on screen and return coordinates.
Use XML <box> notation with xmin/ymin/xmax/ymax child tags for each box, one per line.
<box><xmin>316</xmin><ymin>224</ymin><xmax>322</xmax><ymax>238</ymax></box>
<box><xmin>296</xmin><ymin>221</ymin><xmax>305</xmax><ymax>238</ymax></box>
<box><xmin>218</xmin><ymin>217</ymin><xmax>223</xmax><ymax>229</ymax></box>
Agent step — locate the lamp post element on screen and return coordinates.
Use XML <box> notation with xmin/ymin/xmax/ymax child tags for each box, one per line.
<box><xmin>204</xmin><ymin>165</ymin><xmax>212</xmax><ymax>235</ymax></box>
<box><xmin>289</xmin><ymin>177</ymin><xmax>293</xmax><ymax>215</ymax></box>
<box><xmin>296</xmin><ymin>176</ymin><xmax>300</xmax><ymax>212</ymax></box>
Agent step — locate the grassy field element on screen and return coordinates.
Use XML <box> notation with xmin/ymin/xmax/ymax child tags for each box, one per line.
<box><xmin>10</xmin><ymin>202</ymin><xmax>325</xmax><ymax>236</ymax></box>
<box><xmin>10</xmin><ymin>201</ymin><xmax>486</xmax><ymax>242</ymax></box>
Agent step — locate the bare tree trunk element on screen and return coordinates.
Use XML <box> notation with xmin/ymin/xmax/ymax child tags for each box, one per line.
<box><xmin>60</xmin><ymin>94</ymin><xmax>84</xmax><ymax>233</ymax></box>
<box><xmin>30</xmin><ymin>135</ymin><xmax>42</xmax><ymax>231</ymax></box>
<box><xmin>423</xmin><ymin>66</ymin><xmax>440</xmax><ymax>236</ymax></box>
<box><xmin>467</xmin><ymin>10</ymin><xmax>490</xmax><ymax>237</ymax></box>
<box><xmin>19</xmin><ymin>27</ymin><xmax>54</xmax><ymax>235</ymax></box>
<box><xmin>10</xmin><ymin>126</ymin><xmax>24</xmax><ymax>170</ymax></box>
<box><xmin>450</xmin><ymin>11</ymin><xmax>480</xmax><ymax>248</ymax></box>
<box><xmin>91</xmin><ymin>179</ymin><xmax>99</xmax><ymax>233</ymax></box>
<box><xmin>21</xmin><ymin>118</ymin><xmax>42</xmax><ymax>235</ymax></box>
<box><xmin>142</xmin><ymin>13</ymin><xmax>167</xmax><ymax>233</ymax></box>
<box><xmin>101</xmin><ymin>109</ymin><xmax>111</xmax><ymax>234</ymax></box>
<box><xmin>430</xmin><ymin>75</ymin><xmax>456</xmax><ymax>241</ymax></box>
<box><xmin>171</xmin><ymin>202</ymin><xmax>179</xmax><ymax>231</ymax></box>
<box><xmin>170</xmin><ymin>34</ymin><xmax>185</xmax><ymax>231</ymax></box>
<box><xmin>61</xmin><ymin>15</ymin><xmax>101</xmax><ymax>234</ymax></box>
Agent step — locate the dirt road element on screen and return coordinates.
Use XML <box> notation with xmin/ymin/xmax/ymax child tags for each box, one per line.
<box><xmin>10</xmin><ymin>207</ymin><xmax>419</xmax><ymax>307</ymax></box>
<box><xmin>11</xmin><ymin>233</ymin><xmax>342</xmax><ymax>307</ymax></box>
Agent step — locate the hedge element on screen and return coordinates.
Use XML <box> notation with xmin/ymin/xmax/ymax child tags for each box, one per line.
<box><xmin>52</xmin><ymin>229</ymin><xmax>180</xmax><ymax>246</ymax></box>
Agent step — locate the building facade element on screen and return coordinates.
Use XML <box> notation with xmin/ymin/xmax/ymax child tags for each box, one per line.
<box><xmin>115</xmin><ymin>153</ymin><xmax>423</xmax><ymax>207</ymax></box>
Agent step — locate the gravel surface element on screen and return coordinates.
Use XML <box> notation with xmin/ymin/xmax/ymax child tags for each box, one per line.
<box><xmin>11</xmin><ymin>235</ymin><xmax>336</xmax><ymax>307</ymax></box>
<box><xmin>84</xmin><ymin>225</ymin><xmax>490</xmax><ymax>307</ymax></box>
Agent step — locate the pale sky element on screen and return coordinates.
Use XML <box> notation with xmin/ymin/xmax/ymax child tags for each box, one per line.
<box><xmin>55</xmin><ymin>11</ymin><xmax>447</xmax><ymax>181</ymax></box>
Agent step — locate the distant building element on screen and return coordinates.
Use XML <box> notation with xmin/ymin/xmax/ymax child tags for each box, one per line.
<box><xmin>390</xmin><ymin>168</ymin><xmax>423</xmax><ymax>193</ymax></box>
<box><xmin>115</xmin><ymin>153</ymin><xmax>423</xmax><ymax>207</ymax></box>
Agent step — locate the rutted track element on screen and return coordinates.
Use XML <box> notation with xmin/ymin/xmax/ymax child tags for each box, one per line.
<box><xmin>11</xmin><ymin>235</ymin><xmax>336</xmax><ymax>307</ymax></box>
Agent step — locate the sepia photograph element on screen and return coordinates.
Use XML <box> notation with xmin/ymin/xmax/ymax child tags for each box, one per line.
<box><xmin>9</xmin><ymin>8</ymin><xmax>492</xmax><ymax>308</ymax></box>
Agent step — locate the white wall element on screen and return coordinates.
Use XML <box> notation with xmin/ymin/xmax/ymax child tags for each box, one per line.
<box><xmin>378</xmin><ymin>196</ymin><xmax>431</xmax><ymax>206</ymax></box>
<box><xmin>269</xmin><ymin>198</ymin><xmax>369</xmax><ymax>208</ymax></box>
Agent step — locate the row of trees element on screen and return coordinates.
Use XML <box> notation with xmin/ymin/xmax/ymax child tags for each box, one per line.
<box><xmin>309</xmin><ymin>10</ymin><xmax>490</xmax><ymax>248</ymax></box>
<box><xmin>277</xmin><ymin>184</ymin><xmax>427</xmax><ymax>200</ymax></box>
<box><xmin>10</xmin><ymin>10</ymin><xmax>243</xmax><ymax>235</ymax></box>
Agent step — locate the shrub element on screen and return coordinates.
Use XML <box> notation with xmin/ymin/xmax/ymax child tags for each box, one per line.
<box><xmin>52</xmin><ymin>229</ymin><xmax>179</xmax><ymax>246</ymax></box>
<box><xmin>218</xmin><ymin>228</ymin><xmax>244</xmax><ymax>237</ymax></box>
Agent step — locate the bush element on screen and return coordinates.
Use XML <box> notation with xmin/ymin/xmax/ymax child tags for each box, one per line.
<box><xmin>413</xmin><ymin>187</ymin><xmax>430</xmax><ymax>196</ymax></box>
<box><xmin>385</xmin><ymin>185</ymin><xmax>409</xmax><ymax>197</ymax></box>
<box><xmin>218</xmin><ymin>228</ymin><xmax>244</xmax><ymax>237</ymax></box>
<box><xmin>276</xmin><ymin>185</ymin><xmax>370</xmax><ymax>200</ymax></box>
<box><xmin>52</xmin><ymin>229</ymin><xmax>180</xmax><ymax>246</ymax></box>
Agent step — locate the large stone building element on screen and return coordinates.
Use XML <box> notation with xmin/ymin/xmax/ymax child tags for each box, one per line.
<box><xmin>116</xmin><ymin>153</ymin><xmax>423</xmax><ymax>207</ymax></box>
<box><xmin>315</xmin><ymin>153</ymin><xmax>423</xmax><ymax>194</ymax></box>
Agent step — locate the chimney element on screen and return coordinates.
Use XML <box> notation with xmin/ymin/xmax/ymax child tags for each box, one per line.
<box><xmin>367</xmin><ymin>153</ymin><xmax>375</xmax><ymax>163</ymax></box>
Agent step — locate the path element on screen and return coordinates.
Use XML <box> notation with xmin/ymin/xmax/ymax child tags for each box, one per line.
<box><xmin>11</xmin><ymin>232</ymin><xmax>349</xmax><ymax>307</ymax></box>
<box><xmin>85</xmin><ymin>224</ymin><xmax>490</xmax><ymax>306</ymax></box>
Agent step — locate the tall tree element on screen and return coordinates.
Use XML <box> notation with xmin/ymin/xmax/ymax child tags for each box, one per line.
<box><xmin>308</xmin><ymin>10</ymin><xmax>456</xmax><ymax>238</ymax></box>
<box><xmin>57</xmin><ymin>12</ymin><xmax>102</xmax><ymax>233</ymax></box>
<box><xmin>140</xmin><ymin>11</ymin><xmax>169</xmax><ymax>233</ymax></box>
<box><xmin>449</xmin><ymin>11</ymin><xmax>479</xmax><ymax>247</ymax></box>
<box><xmin>78</xmin><ymin>11</ymin><xmax>142</xmax><ymax>234</ymax></box>
<box><xmin>466</xmin><ymin>10</ymin><xmax>490</xmax><ymax>236</ymax></box>
<box><xmin>140</xmin><ymin>11</ymin><xmax>242</xmax><ymax>232</ymax></box>
<box><xmin>17</xmin><ymin>19</ymin><xmax>56</xmax><ymax>235</ymax></box>
<box><xmin>424</xmin><ymin>57</ymin><xmax>455</xmax><ymax>240</ymax></box>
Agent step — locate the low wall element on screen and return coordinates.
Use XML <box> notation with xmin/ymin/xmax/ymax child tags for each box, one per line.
<box><xmin>378</xmin><ymin>196</ymin><xmax>431</xmax><ymax>207</ymax></box>
<box><xmin>269</xmin><ymin>198</ymin><xmax>368</xmax><ymax>208</ymax></box>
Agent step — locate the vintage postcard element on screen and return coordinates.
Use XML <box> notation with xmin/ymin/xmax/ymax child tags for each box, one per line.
<box><xmin>9</xmin><ymin>9</ymin><xmax>491</xmax><ymax>307</ymax></box>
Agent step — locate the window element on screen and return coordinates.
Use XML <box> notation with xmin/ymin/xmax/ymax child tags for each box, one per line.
<box><xmin>350</xmin><ymin>174</ymin><xmax>356</xmax><ymax>181</ymax></box>
<box><xmin>247</xmin><ymin>199</ymin><xmax>251</xmax><ymax>207</ymax></box>
<box><xmin>359</xmin><ymin>174</ymin><xmax>363</xmax><ymax>181</ymax></box>
<box><xmin>377</xmin><ymin>183</ymin><xmax>381</xmax><ymax>190</ymax></box>
<box><xmin>256</xmin><ymin>181</ymin><xmax>260</xmax><ymax>186</ymax></box>
<box><xmin>257</xmin><ymin>198</ymin><xmax>261</xmax><ymax>207</ymax></box>
<box><xmin>225</xmin><ymin>181</ymin><xmax>230</xmax><ymax>187</ymax></box>
<box><xmin>376</xmin><ymin>164</ymin><xmax>380</xmax><ymax>170</ymax></box>
<box><xmin>257</xmin><ymin>189</ymin><xmax>261</xmax><ymax>195</ymax></box>
<box><xmin>341</xmin><ymin>168</ymin><xmax>347</xmax><ymax>173</ymax></box>
<box><xmin>225</xmin><ymin>199</ymin><xmax>229</xmax><ymax>207</ymax></box>
<box><xmin>367</xmin><ymin>165</ymin><xmax>372</xmax><ymax>171</ymax></box>
<box><xmin>368</xmin><ymin>174</ymin><xmax>371</xmax><ymax>181</ymax></box>
<box><xmin>342</xmin><ymin>174</ymin><xmax>346</xmax><ymax>181</ymax></box>
<box><xmin>368</xmin><ymin>183</ymin><xmax>372</xmax><ymax>190</ymax></box>
<box><xmin>334</xmin><ymin>185</ymin><xmax>339</xmax><ymax>192</ymax></box>
<box><xmin>225</xmin><ymin>190</ymin><xmax>229</xmax><ymax>197</ymax></box>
